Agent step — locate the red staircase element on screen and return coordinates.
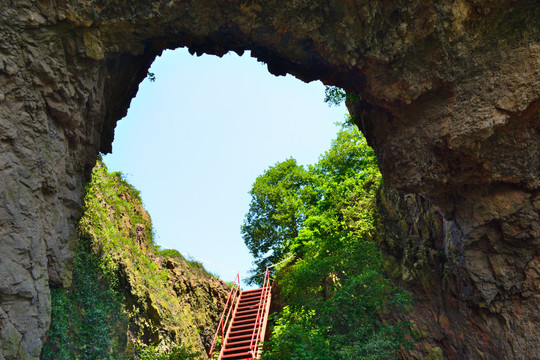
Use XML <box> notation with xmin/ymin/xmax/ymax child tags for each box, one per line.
<box><xmin>209</xmin><ymin>268</ymin><xmax>272</xmax><ymax>360</ymax></box>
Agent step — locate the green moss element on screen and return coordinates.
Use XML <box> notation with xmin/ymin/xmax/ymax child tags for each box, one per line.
<box><xmin>42</xmin><ymin>158</ymin><xmax>226</xmax><ymax>360</ymax></box>
<box><xmin>425</xmin><ymin>347</ymin><xmax>443</xmax><ymax>360</ymax></box>
<box><xmin>2</xmin><ymin>322</ymin><xmax>22</xmax><ymax>358</ymax></box>
<box><xmin>41</xmin><ymin>237</ymin><xmax>129</xmax><ymax>360</ymax></box>
<box><xmin>409</xmin><ymin>321</ymin><xmax>428</xmax><ymax>341</ymax></box>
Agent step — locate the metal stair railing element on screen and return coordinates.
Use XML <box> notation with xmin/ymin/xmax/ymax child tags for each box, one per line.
<box><xmin>209</xmin><ymin>266</ymin><xmax>274</xmax><ymax>360</ymax></box>
<box><xmin>209</xmin><ymin>272</ymin><xmax>241</xmax><ymax>359</ymax></box>
<box><xmin>248</xmin><ymin>266</ymin><xmax>272</xmax><ymax>359</ymax></box>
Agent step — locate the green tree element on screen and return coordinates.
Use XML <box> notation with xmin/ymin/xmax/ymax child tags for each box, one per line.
<box><xmin>314</xmin><ymin>122</ymin><xmax>377</xmax><ymax>182</ymax></box>
<box><xmin>243</xmin><ymin>125</ymin><xmax>411</xmax><ymax>359</ymax></box>
<box><xmin>324</xmin><ymin>86</ymin><xmax>346</xmax><ymax>107</ymax></box>
<box><xmin>241</xmin><ymin>158</ymin><xmax>318</xmax><ymax>283</ymax></box>
<box><xmin>242</xmin><ymin>125</ymin><xmax>378</xmax><ymax>278</ymax></box>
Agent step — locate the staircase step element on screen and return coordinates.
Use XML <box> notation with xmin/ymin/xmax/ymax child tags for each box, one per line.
<box><xmin>231</xmin><ymin>323</ymin><xmax>256</xmax><ymax>330</ymax></box>
<box><xmin>240</xmin><ymin>294</ymin><xmax>261</xmax><ymax>299</ymax></box>
<box><xmin>237</xmin><ymin>301</ymin><xmax>260</xmax><ymax>308</ymax></box>
<box><xmin>220</xmin><ymin>353</ymin><xmax>252</xmax><ymax>360</ymax></box>
<box><xmin>213</xmin><ymin>285</ymin><xmax>271</xmax><ymax>360</ymax></box>
<box><xmin>230</xmin><ymin>326</ymin><xmax>255</xmax><ymax>334</ymax></box>
<box><xmin>228</xmin><ymin>328</ymin><xmax>254</xmax><ymax>337</ymax></box>
<box><xmin>227</xmin><ymin>334</ymin><xmax>253</xmax><ymax>342</ymax></box>
<box><xmin>234</xmin><ymin>313</ymin><xmax>257</xmax><ymax>320</ymax></box>
<box><xmin>235</xmin><ymin>310</ymin><xmax>258</xmax><ymax>317</ymax></box>
<box><xmin>240</xmin><ymin>292</ymin><xmax>262</xmax><ymax>298</ymax></box>
<box><xmin>222</xmin><ymin>351</ymin><xmax>252</xmax><ymax>358</ymax></box>
<box><xmin>223</xmin><ymin>351</ymin><xmax>252</xmax><ymax>357</ymax></box>
<box><xmin>236</xmin><ymin>304</ymin><xmax>259</xmax><ymax>314</ymax></box>
<box><xmin>239</xmin><ymin>296</ymin><xmax>261</xmax><ymax>303</ymax></box>
<box><xmin>229</xmin><ymin>324</ymin><xmax>254</xmax><ymax>332</ymax></box>
<box><xmin>225</xmin><ymin>337</ymin><xmax>252</xmax><ymax>345</ymax></box>
<box><xmin>238</xmin><ymin>298</ymin><xmax>260</xmax><ymax>304</ymax></box>
<box><xmin>232</xmin><ymin>317</ymin><xmax>257</xmax><ymax>324</ymax></box>
<box><xmin>242</xmin><ymin>288</ymin><xmax>263</xmax><ymax>294</ymax></box>
<box><xmin>236</xmin><ymin>308</ymin><xmax>258</xmax><ymax>314</ymax></box>
<box><xmin>230</xmin><ymin>322</ymin><xmax>255</xmax><ymax>330</ymax></box>
<box><xmin>223</xmin><ymin>345</ymin><xmax>253</xmax><ymax>353</ymax></box>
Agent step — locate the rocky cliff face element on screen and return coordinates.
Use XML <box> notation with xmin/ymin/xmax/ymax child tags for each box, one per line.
<box><xmin>0</xmin><ymin>1</ymin><xmax>538</xmax><ymax>359</ymax></box>
<box><xmin>40</xmin><ymin>159</ymin><xmax>229</xmax><ymax>359</ymax></box>
<box><xmin>376</xmin><ymin>187</ymin><xmax>539</xmax><ymax>359</ymax></box>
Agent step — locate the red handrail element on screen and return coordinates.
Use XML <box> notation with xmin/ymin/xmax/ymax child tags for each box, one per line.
<box><xmin>209</xmin><ymin>272</ymin><xmax>241</xmax><ymax>359</ymax></box>
<box><xmin>248</xmin><ymin>266</ymin><xmax>272</xmax><ymax>359</ymax></box>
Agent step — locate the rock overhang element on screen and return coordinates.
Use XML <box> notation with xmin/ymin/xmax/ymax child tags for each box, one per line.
<box><xmin>0</xmin><ymin>1</ymin><xmax>538</xmax><ymax>359</ymax></box>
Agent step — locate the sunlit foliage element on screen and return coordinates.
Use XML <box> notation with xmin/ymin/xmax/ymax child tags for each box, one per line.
<box><xmin>243</xmin><ymin>124</ymin><xmax>411</xmax><ymax>360</ymax></box>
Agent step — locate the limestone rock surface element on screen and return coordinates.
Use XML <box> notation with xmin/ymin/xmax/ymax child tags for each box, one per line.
<box><xmin>0</xmin><ymin>1</ymin><xmax>538</xmax><ymax>359</ymax></box>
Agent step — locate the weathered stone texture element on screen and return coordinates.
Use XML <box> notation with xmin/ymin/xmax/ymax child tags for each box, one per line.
<box><xmin>0</xmin><ymin>1</ymin><xmax>538</xmax><ymax>359</ymax></box>
<box><xmin>377</xmin><ymin>187</ymin><xmax>540</xmax><ymax>359</ymax></box>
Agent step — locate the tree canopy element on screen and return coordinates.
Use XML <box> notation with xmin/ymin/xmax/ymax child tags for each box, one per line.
<box><xmin>241</xmin><ymin>158</ymin><xmax>318</xmax><ymax>282</ymax></box>
<box><xmin>242</xmin><ymin>123</ymin><xmax>378</xmax><ymax>278</ymax></box>
<box><xmin>242</xmin><ymin>123</ymin><xmax>411</xmax><ymax>359</ymax></box>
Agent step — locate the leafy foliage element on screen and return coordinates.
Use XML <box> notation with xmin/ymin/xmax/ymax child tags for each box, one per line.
<box><xmin>41</xmin><ymin>237</ymin><xmax>129</xmax><ymax>360</ymax></box>
<box><xmin>241</xmin><ymin>158</ymin><xmax>319</xmax><ymax>284</ymax></box>
<box><xmin>324</xmin><ymin>86</ymin><xmax>346</xmax><ymax>107</ymax></box>
<box><xmin>243</xmin><ymin>125</ymin><xmax>412</xmax><ymax>359</ymax></box>
<box><xmin>324</xmin><ymin>85</ymin><xmax>361</xmax><ymax>109</ymax></box>
<box><xmin>262</xmin><ymin>307</ymin><xmax>331</xmax><ymax>360</ymax></box>
<box><xmin>210</xmin><ymin>336</ymin><xmax>223</xmax><ymax>360</ymax></box>
<box><xmin>136</xmin><ymin>345</ymin><xmax>201</xmax><ymax>360</ymax></box>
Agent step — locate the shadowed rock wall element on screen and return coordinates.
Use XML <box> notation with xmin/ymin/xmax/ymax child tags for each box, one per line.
<box><xmin>376</xmin><ymin>187</ymin><xmax>539</xmax><ymax>359</ymax></box>
<box><xmin>0</xmin><ymin>1</ymin><xmax>538</xmax><ymax>359</ymax></box>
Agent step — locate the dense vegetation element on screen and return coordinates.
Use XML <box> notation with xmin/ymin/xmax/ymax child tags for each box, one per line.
<box><xmin>42</xmin><ymin>159</ymin><xmax>225</xmax><ymax>360</ymax></box>
<box><xmin>243</xmin><ymin>122</ymin><xmax>412</xmax><ymax>359</ymax></box>
<box><xmin>42</xmin><ymin>237</ymin><xmax>129</xmax><ymax>360</ymax></box>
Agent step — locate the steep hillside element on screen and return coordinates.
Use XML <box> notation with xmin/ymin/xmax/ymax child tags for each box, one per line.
<box><xmin>41</xmin><ymin>159</ymin><xmax>229</xmax><ymax>360</ymax></box>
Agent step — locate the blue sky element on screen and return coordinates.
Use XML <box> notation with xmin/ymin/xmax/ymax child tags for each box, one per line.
<box><xmin>103</xmin><ymin>48</ymin><xmax>346</xmax><ymax>286</ymax></box>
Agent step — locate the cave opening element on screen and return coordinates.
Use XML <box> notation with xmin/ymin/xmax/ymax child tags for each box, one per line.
<box><xmin>1</xmin><ymin>2</ymin><xmax>537</xmax><ymax>358</ymax></box>
<box><xmin>101</xmin><ymin>47</ymin><xmax>347</xmax><ymax>283</ymax></box>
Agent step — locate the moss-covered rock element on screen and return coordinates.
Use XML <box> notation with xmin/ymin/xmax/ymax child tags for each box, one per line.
<box><xmin>424</xmin><ymin>347</ymin><xmax>443</xmax><ymax>360</ymax></box>
<box><xmin>41</xmin><ymin>159</ymin><xmax>229</xmax><ymax>359</ymax></box>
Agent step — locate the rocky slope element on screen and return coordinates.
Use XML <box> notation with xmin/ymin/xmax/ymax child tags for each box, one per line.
<box><xmin>0</xmin><ymin>1</ymin><xmax>538</xmax><ymax>359</ymax></box>
<box><xmin>40</xmin><ymin>159</ymin><xmax>229</xmax><ymax>359</ymax></box>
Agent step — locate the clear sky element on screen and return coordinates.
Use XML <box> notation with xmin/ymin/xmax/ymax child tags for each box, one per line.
<box><xmin>102</xmin><ymin>48</ymin><xmax>346</xmax><ymax>287</ymax></box>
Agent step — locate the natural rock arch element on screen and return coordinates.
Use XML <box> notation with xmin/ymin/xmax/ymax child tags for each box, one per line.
<box><xmin>0</xmin><ymin>1</ymin><xmax>538</xmax><ymax>359</ymax></box>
